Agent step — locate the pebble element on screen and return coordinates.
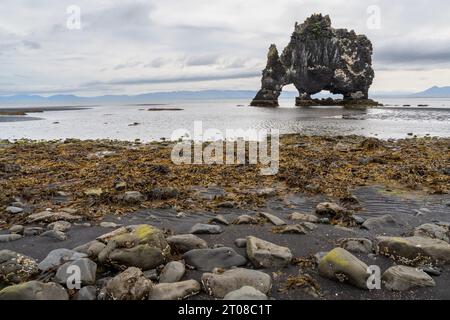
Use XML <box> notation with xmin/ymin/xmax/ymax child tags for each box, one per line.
<box><xmin>246</xmin><ymin>236</ymin><xmax>292</xmax><ymax>268</ymax></box>
<box><xmin>41</xmin><ymin>230</ymin><xmax>67</xmax><ymax>241</ymax></box>
<box><xmin>149</xmin><ymin>280</ymin><xmax>201</xmax><ymax>300</ymax></box>
<box><xmin>5</xmin><ymin>206</ymin><xmax>23</xmax><ymax>214</ymax></box>
<box><xmin>234</xmin><ymin>238</ymin><xmax>247</xmax><ymax>248</ymax></box>
<box><xmin>259</xmin><ymin>212</ymin><xmax>286</xmax><ymax>226</ymax></box>
<box><xmin>223</xmin><ymin>286</ymin><xmax>268</xmax><ymax>300</ymax></box>
<box><xmin>100</xmin><ymin>221</ymin><xmax>122</xmax><ymax>228</ymax></box>
<box><xmin>0</xmin><ymin>234</ymin><xmax>22</xmax><ymax>243</ymax></box>
<box><xmin>189</xmin><ymin>223</ymin><xmax>223</xmax><ymax>234</ymax></box>
<box><xmin>159</xmin><ymin>261</ymin><xmax>186</xmax><ymax>283</ymax></box>
<box><xmin>8</xmin><ymin>225</ymin><xmax>24</xmax><ymax>234</ymax></box>
<box><xmin>183</xmin><ymin>247</ymin><xmax>246</xmax><ymax>271</ymax></box>
<box><xmin>23</xmin><ymin>227</ymin><xmax>44</xmax><ymax>236</ymax></box>
<box><xmin>166</xmin><ymin>234</ymin><xmax>208</xmax><ymax>253</ymax></box>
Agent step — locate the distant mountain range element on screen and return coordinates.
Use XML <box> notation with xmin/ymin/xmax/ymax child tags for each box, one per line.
<box><xmin>0</xmin><ymin>87</ymin><xmax>448</xmax><ymax>105</ymax></box>
<box><xmin>412</xmin><ymin>86</ymin><xmax>450</xmax><ymax>98</ymax></box>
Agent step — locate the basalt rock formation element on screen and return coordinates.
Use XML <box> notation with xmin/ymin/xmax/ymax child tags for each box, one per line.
<box><xmin>251</xmin><ymin>14</ymin><xmax>379</xmax><ymax>107</ymax></box>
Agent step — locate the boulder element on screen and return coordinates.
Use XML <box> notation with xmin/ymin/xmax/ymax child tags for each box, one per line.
<box><xmin>166</xmin><ymin>234</ymin><xmax>208</xmax><ymax>253</ymax></box>
<box><xmin>0</xmin><ymin>281</ymin><xmax>68</xmax><ymax>300</ymax></box>
<box><xmin>159</xmin><ymin>261</ymin><xmax>185</xmax><ymax>283</ymax></box>
<box><xmin>259</xmin><ymin>212</ymin><xmax>286</xmax><ymax>226</ymax></box>
<box><xmin>183</xmin><ymin>247</ymin><xmax>246</xmax><ymax>271</ymax></box>
<box><xmin>105</xmin><ymin>267</ymin><xmax>152</xmax><ymax>300</ymax></box>
<box><xmin>382</xmin><ymin>265</ymin><xmax>436</xmax><ymax>291</ymax></box>
<box><xmin>148</xmin><ymin>280</ymin><xmax>201</xmax><ymax>300</ymax></box>
<box><xmin>0</xmin><ymin>250</ymin><xmax>39</xmax><ymax>285</ymax></box>
<box><xmin>202</xmin><ymin>268</ymin><xmax>272</xmax><ymax>298</ymax></box>
<box><xmin>38</xmin><ymin>249</ymin><xmax>87</xmax><ymax>272</ymax></box>
<box><xmin>377</xmin><ymin>236</ymin><xmax>450</xmax><ymax>265</ymax></box>
<box><xmin>189</xmin><ymin>223</ymin><xmax>223</xmax><ymax>234</ymax></box>
<box><xmin>362</xmin><ymin>214</ymin><xmax>397</xmax><ymax>230</ymax></box>
<box><xmin>318</xmin><ymin>248</ymin><xmax>369</xmax><ymax>289</ymax></box>
<box><xmin>339</xmin><ymin>238</ymin><xmax>373</xmax><ymax>254</ymax></box>
<box><xmin>54</xmin><ymin>258</ymin><xmax>97</xmax><ymax>286</ymax></box>
<box><xmin>289</xmin><ymin>212</ymin><xmax>319</xmax><ymax>223</ymax></box>
<box><xmin>413</xmin><ymin>223</ymin><xmax>449</xmax><ymax>243</ymax></box>
<box><xmin>223</xmin><ymin>286</ymin><xmax>268</xmax><ymax>300</ymax></box>
<box><xmin>246</xmin><ymin>236</ymin><xmax>292</xmax><ymax>268</ymax></box>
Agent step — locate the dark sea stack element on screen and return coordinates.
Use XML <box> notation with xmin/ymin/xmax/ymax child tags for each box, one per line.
<box><xmin>251</xmin><ymin>14</ymin><xmax>379</xmax><ymax>107</ymax></box>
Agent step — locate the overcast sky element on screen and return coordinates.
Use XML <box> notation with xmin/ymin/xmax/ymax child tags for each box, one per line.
<box><xmin>0</xmin><ymin>0</ymin><xmax>449</xmax><ymax>96</ymax></box>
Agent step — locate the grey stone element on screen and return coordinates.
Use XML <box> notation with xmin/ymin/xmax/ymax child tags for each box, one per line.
<box><xmin>8</xmin><ymin>225</ymin><xmax>24</xmax><ymax>234</ymax></box>
<box><xmin>55</xmin><ymin>258</ymin><xmax>97</xmax><ymax>286</ymax></box>
<box><xmin>148</xmin><ymin>280</ymin><xmax>201</xmax><ymax>300</ymax></box>
<box><xmin>74</xmin><ymin>286</ymin><xmax>97</xmax><ymax>300</ymax></box>
<box><xmin>41</xmin><ymin>230</ymin><xmax>67</xmax><ymax>241</ymax></box>
<box><xmin>47</xmin><ymin>221</ymin><xmax>71</xmax><ymax>232</ymax></box>
<box><xmin>100</xmin><ymin>222</ymin><xmax>122</xmax><ymax>228</ymax></box>
<box><xmin>339</xmin><ymin>238</ymin><xmax>373</xmax><ymax>254</ymax></box>
<box><xmin>223</xmin><ymin>286</ymin><xmax>268</xmax><ymax>300</ymax></box>
<box><xmin>259</xmin><ymin>212</ymin><xmax>286</xmax><ymax>226</ymax></box>
<box><xmin>159</xmin><ymin>261</ymin><xmax>185</xmax><ymax>283</ymax></box>
<box><xmin>315</xmin><ymin>202</ymin><xmax>347</xmax><ymax>217</ymax></box>
<box><xmin>23</xmin><ymin>227</ymin><xmax>44</xmax><ymax>236</ymax></box>
<box><xmin>5</xmin><ymin>206</ymin><xmax>23</xmax><ymax>214</ymax></box>
<box><xmin>104</xmin><ymin>244</ymin><xmax>165</xmax><ymax>270</ymax></box>
<box><xmin>27</xmin><ymin>211</ymin><xmax>83</xmax><ymax>223</ymax></box>
<box><xmin>167</xmin><ymin>234</ymin><xmax>208</xmax><ymax>253</ymax></box>
<box><xmin>183</xmin><ymin>247</ymin><xmax>246</xmax><ymax>271</ymax></box>
<box><xmin>288</xmin><ymin>212</ymin><xmax>319</xmax><ymax>223</ymax></box>
<box><xmin>202</xmin><ymin>268</ymin><xmax>272</xmax><ymax>298</ymax></box>
<box><xmin>246</xmin><ymin>236</ymin><xmax>292</xmax><ymax>268</ymax></box>
<box><xmin>382</xmin><ymin>265</ymin><xmax>436</xmax><ymax>291</ymax></box>
<box><xmin>0</xmin><ymin>234</ymin><xmax>22</xmax><ymax>243</ymax></box>
<box><xmin>413</xmin><ymin>223</ymin><xmax>449</xmax><ymax>243</ymax></box>
<box><xmin>123</xmin><ymin>191</ymin><xmax>145</xmax><ymax>203</ymax></box>
<box><xmin>0</xmin><ymin>250</ymin><xmax>39</xmax><ymax>284</ymax></box>
<box><xmin>318</xmin><ymin>248</ymin><xmax>369</xmax><ymax>289</ymax></box>
<box><xmin>362</xmin><ymin>214</ymin><xmax>397</xmax><ymax>230</ymax></box>
<box><xmin>143</xmin><ymin>269</ymin><xmax>158</xmax><ymax>281</ymax></box>
<box><xmin>0</xmin><ymin>281</ymin><xmax>68</xmax><ymax>300</ymax></box>
<box><xmin>210</xmin><ymin>215</ymin><xmax>230</xmax><ymax>226</ymax></box>
<box><xmin>189</xmin><ymin>223</ymin><xmax>223</xmax><ymax>234</ymax></box>
<box><xmin>74</xmin><ymin>240</ymin><xmax>106</xmax><ymax>258</ymax></box>
<box><xmin>38</xmin><ymin>248</ymin><xmax>87</xmax><ymax>272</ymax></box>
<box><xmin>234</xmin><ymin>238</ymin><xmax>247</xmax><ymax>248</ymax></box>
<box><xmin>105</xmin><ymin>267</ymin><xmax>152</xmax><ymax>300</ymax></box>
<box><xmin>275</xmin><ymin>224</ymin><xmax>307</xmax><ymax>234</ymax></box>
<box><xmin>233</xmin><ymin>215</ymin><xmax>259</xmax><ymax>225</ymax></box>
<box><xmin>377</xmin><ymin>236</ymin><xmax>450</xmax><ymax>265</ymax></box>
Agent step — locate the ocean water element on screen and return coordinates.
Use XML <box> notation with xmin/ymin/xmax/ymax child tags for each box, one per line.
<box><xmin>0</xmin><ymin>97</ymin><xmax>449</xmax><ymax>141</ymax></box>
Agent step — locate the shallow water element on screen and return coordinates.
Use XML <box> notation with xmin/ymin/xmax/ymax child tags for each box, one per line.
<box><xmin>0</xmin><ymin>97</ymin><xmax>449</xmax><ymax>141</ymax></box>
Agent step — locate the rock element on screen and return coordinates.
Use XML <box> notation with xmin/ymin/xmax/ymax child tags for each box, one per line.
<box><xmin>315</xmin><ymin>202</ymin><xmax>347</xmax><ymax>217</ymax></box>
<box><xmin>0</xmin><ymin>234</ymin><xmax>22</xmax><ymax>243</ymax></box>
<box><xmin>183</xmin><ymin>247</ymin><xmax>247</xmax><ymax>271</ymax></box>
<box><xmin>122</xmin><ymin>191</ymin><xmax>145</xmax><ymax>204</ymax></box>
<box><xmin>251</xmin><ymin>14</ymin><xmax>375</xmax><ymax>107</ymax></box>
<box><xmin>216</xmin><ymin>201</ymin><xmax>235</xmax><ymax>209</ymax></box>
<box><xmin>202</xmin><ymin>268</ymin><xmax>272</xmax><ymax>298</ymax></box>
<box><xmin>289</xmin><ymin>212</ymin><xmax>319</xmax><ymax>223</ymax></box>
<box><xmin>301</xmin><ymin>222</ymin><xmax>318</xmax><ymax>231</ymax></box>
<box><xmin>47</xmin><ymin>221</ymin><xmax>71</xmax><ymax>232</ymax></box>
<box><xmin>223</xmin><ymin>286</ymin><xmax>268</xmax><ymax>300</ymax></box>
<box><xmin>23</xmin><ymin>227</ymin><xmax>44</xmax><ymax>236</ymax></box>
<box><xmin>413</xmin><ymin>223</ymin><xmax>449</xmax><ymax>243</ymax></box>
<box><xmin>234</xmin><ymin>238</ymin><xmax>247</xmax><ymax>248</ymax></box>
<box><xmin>8</xmin><ymin>225</ymin><xmax>24</xmax><ymax>234</ymax></box>
<box><xmin>210</xmin><ymin>215</ymin><xmax>230</xmax><ymax>226</ymax></box>
<box><xmin>166</xmin><ymin>234</ymin><xmax>208</xmax><ymax>253</ymax></box>
<box><xmin>233</xmin><ymin>215</ymin><xmax>259</xmax><ymax>225</ymax></box>
<box><xmin>38</xmin><ymin>249</ymin><xmax>87</xmax><ymax>272</ymax></box>
<box><xmin>352</xmin><ymin>215</ymin><xmax>366</xmax><ymax>225</ymax></box>
<box><xmin>274</xmin><ymin>224</ymin><xmax>307</xmax><ymax>234</ymax></box>
<box><xmin>84</xmin><ymin>188</ymin><xmax>104</xmax><ymax>197</ymax></box>
<box><xmin>148</xmin><ymin>280</ymin><xmax>201</xmax><ymax>300</ymax></box>
<box><xmin>97</xmin><ymin>224</ymin><xmax>170</xmax><ymax>269</ymax></box>
<box><xmin>362</xmin><ymin>214</ymin><xmax>397</xmax><ymax>230</ymax></box>
<box><xmin>377</xmin><ymin>236</ymin><xmax>450</xmax><ymax>265</ymax></box>
<box><xmin>5</xmin><ymin>206</ymin><xmax>23</xmax><ymax>214</ymax></box>
<box><xmin>255</xmin><ymin>188</ymin><xmax>276</xmax><ymax>197</ymax></box>
<box><xmin>189</xmin><ymin>223</ymin><xmax>223</xmax><ymax>234</ymax></box>
<box><xmin>105</xmin><ymin>267</ymin><xmax>152</xmax><ymax>300</ymax></box>
<box><xmin>41</xmin><ymin>230</ymin><xmax>67</xmax><ymax>241</ymax></box>
<box><xmin>74</xmin><ymin>286</ymin><xmax>97</xmax><ymax>300</ymax></box>
<box><xmin>419</xmin><ymin>266</ymin><xmax>441</xmax><ymax>277</ymax></box>
<box><xmin>318</xmin><ymin>248</ymin><xmax>369</xmax><ymax>289</ymax></box>
<box><xmin>0</xmin><ymin>281</ymin><xmax>68</xmax><ymax>300</ymax></box>
<box><xmin>159</xmin><ymin>261</ymin><xmax>185</xmax><ymax>283</ymax></box>
<box><xmin>100</xmin><ymin>222</ymin><xmax>122</xmax><ymax>228</ymax></box>
<box><xmin>143</xmin><ymin>269</ymin><xmax>158</xmax><ymax>281</ymax></box>
<box><xmin>27</xmin><ymin>211</ymin><xmax>83</xmax><ymax>223</ymax></box>
<box><xmin>339</xmin><ymin>238</ymin><xmax>373</xmax><ymax>254</ymax></box>
<box><xmin>114</xmin><ymin>181</ymin><xmax>127</xmax><ymax>191</ymax></box>
<box><xmin>259</xmin><ymin>212</ymin><xmax>286</xmax><ymax>226</ymax></box>
<box><xmin>0</xmin><ymin>250</ymin><xmax>39</xmax><ymax>284</ymax></box>
<box><xmin>246</xmin><ymin>236</ymin><xmax>292</xmax><ymax>268</ymax></box>
<box><xmin>382</xmin><ymin>265</ymin><xmax>435</xmax><ymax>291</ymax></box>
<box><xmin>54</xmin><ymin>258</ymin><xmax>97</xmax><ymax>286</ymax></box>
<box><xmin>148</xmin><ymin>187</ymin><xmax>179</xmax><ymax>200</ymax></box>
<box><xmin>74</xmin><ymin>240</ymin><xmax>106</xmax><ymax>259</ymax></box>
